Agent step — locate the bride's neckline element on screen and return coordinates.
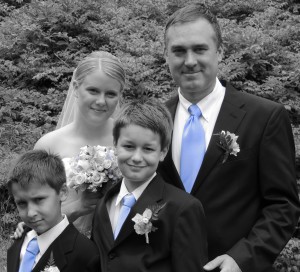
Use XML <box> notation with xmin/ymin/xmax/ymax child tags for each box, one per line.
<box><xmin>61</xmin><ymin>144</ymin><xmax>113</xmax><ymax>160</ymax></box>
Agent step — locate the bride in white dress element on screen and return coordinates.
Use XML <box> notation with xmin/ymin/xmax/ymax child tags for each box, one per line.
<box><xmin>33</xmin><ymin>51</ymin><xmax>126</xmax><ymax>234</ymax></box>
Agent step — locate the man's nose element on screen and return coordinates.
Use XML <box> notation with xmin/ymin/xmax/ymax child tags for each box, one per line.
<box><xmin>184</xmin><ymin>51</ymin><xmax>197</xmax><ymax>68</ymax></box>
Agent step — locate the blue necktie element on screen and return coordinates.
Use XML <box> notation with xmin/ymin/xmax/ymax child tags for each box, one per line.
<box><xmin>114</xmin><ymin>194</ymin><xmax>136</xmax><ymax>239</ymax></box>
<box><xmin>180</xmin><ymin>105</ymin><xmax>206</xmax><ymax>193</ymax></box>
<box><xmin>19</xmin><ymin>237</ymin><xmax>40</xmax><ymax>272</ymax></box>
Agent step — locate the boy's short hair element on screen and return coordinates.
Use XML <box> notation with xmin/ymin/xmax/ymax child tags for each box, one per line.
<box><xmin>7</xmin><ymin>149</ymin><xmax>66</xmax><ymax>193</ymax></box>
<box><xmin>113</xmin><ymin>98</ymin><xmax>173</xmax><ymax>150</ymax></box>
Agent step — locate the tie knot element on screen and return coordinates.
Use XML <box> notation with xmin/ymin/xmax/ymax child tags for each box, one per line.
<box><xmin>188</xmin><ymin>105</ymin><xmax>201</xmax><ymax>118</ymax></box>
<box><xmin>26</xmin><ymin>237</ymin><xmax>40</xmax><ymax>255</ymax></box>
<box><xmin>122</xmin><ymin>194</ymin><xmax>136</xmax><ymax>208</ymax></box>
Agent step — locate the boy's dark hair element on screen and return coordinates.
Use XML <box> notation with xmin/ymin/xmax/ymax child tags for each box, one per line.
<box><xmin>7</xmin><ymin>149</ymin><xmax>66</xmax><ymax>193</ymax></box>
<box><xmin>164</xmin><ymin>3</ymin><xmax>223</xmax><ymax>50</ymax></box>
<box><xmin>113</xmin><ymin>98</ymin><xmax>173</xmax><ymax>150</ymax></box>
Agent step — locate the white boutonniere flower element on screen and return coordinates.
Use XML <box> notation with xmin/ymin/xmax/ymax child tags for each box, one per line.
<box><xmin>41</xmin><ymin>252</ymin><xmax>60</xmax><ymax>272</ymax></box>
<box><xmin>216</xmin><ymin>130</ymin><xmax>240</xmax><ymax>163</ymax></box>
<box><xmin>132</xmin><ymin>203</ymin><xmax>166</xmax><ymax>244</ymax></box>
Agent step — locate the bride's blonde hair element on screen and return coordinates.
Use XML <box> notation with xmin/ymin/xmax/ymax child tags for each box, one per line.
<box><xmin>74</xmin><ymin>51</ymin><xmax>126</xmax><ymax>90</ymax></box>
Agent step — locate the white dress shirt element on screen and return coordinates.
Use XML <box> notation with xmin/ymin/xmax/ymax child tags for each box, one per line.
<box><xmin>172</xmin><ymin>78</ymin><xmax>225</xmax><ymax>173</ymax></box>
<box><xmin>19</xmin><ymin>215</ymin><xmax>69</xmax><ymax>267</ymax></box>
<box><xmin>107</xmin><ymin>173</ymin><xmax>156</xmax><ymax>232</ymax></box>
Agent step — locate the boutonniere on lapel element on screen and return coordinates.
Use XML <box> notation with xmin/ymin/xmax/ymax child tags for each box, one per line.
<box><xmin>41</xmin><ymin>252</ymin><xmax>60</xmax><ymax>272</ymax></box>
<box><xmin>215</xmin><ymin>130</ymin><xmax>240</xmax><ymax>163</ymax></box>
<box><xmin>132</xmin><ymin>203</ymin><xmax>166</xmax><ymax>244</ymax></box>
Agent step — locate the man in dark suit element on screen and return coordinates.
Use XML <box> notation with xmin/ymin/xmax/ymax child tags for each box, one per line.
<box><xmin>158</xmin><ymin>3</ymin><xmax>300</xmax><ymax>272</ymax></box>
<box><xmin>91</xmin><ymin>98</ymin><xmax>207</xmax><ymax>272</ymax></box>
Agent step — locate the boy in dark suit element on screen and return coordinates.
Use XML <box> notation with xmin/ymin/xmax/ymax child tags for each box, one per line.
<box><xmin>7</xmin><ymin>150</ymin><xmax>100</xmax><ymax>272</ymax></box>
<box><xmin>91</xmin><ymin>98</ymin><xmax>208</xmax><ymax>272</ymax></box>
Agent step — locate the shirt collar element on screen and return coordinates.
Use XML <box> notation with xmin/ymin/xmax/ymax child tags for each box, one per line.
<box><xmin>115</xmin><ymin>172</ymin><xmax>157</xmax><ymax>206</ymax></box>
<box><xmin>27</xmin><ymin>215</ymin><xmax>69</xmax><ymax>256</ymax></box>
<box><xmin>178</xmin><ymin>78</ymin><xmax>224</xmax><ymax>123</ymax></box>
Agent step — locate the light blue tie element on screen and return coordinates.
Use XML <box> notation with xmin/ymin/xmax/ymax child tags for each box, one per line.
<box><xmin>180</xmin><ymin>105</ymin><xmax>206</xmax><ymax>193</ymax></box>
<box><xmin>19</xmin><ymin>237</ymin><xmax>40</xmax><ymax>272</ymax></box>
<box><xmin>114</xmin><ymin>194</ymin><xmax>136</xmax><ymax>239</ymax></box>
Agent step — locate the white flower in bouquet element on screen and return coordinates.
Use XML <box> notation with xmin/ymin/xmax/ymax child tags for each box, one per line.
<box><xmin>66</xmin><ymin>145</ymin><xmax>122</xmax><ymax>192</ymax></box>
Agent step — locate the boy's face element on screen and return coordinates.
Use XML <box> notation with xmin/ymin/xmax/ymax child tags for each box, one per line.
<box><xmin>115</xmin><ymin>124</ymin><xmax>168</xmax><ymax>192</ymax></box>
<box><xmin>11</xmin><ymin>182</ymin><xmax>68</xmax><ymax>235</ymax></box>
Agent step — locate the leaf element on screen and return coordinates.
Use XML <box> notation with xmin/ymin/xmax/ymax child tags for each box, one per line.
<box><xmin>47</xmin><ymin>251</ymin><xmax>56</xmax><ymax>267</ymax></box>
<box><xmin>149</xmin><ymin>203</ymin><xmax>166</xmax><ymax>221</ymax></box>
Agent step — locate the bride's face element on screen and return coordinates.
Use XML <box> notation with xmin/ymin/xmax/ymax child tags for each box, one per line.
<box><xmin>75</xmin><ymin>69</ymin><xmax>121</xmax><ymax>124</ymax></box>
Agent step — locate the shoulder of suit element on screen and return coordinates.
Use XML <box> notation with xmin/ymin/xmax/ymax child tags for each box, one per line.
<box><xmin>72</xmin><ymin>230</ymin><xmax>99</xmax><ymax>255</ymax></box>
<box><xmin>224</xmin><ymin>80</ymin><xmax>284</xmax><ymax>110</ymax></box>
<box><xmin>165</xmin><ymin>94</ymin><xmax>179</xmax><ymax>107</ymax></box>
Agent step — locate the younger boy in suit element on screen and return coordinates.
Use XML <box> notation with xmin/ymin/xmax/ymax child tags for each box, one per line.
<box><xmin>91</xmin><ymin>98</ymin><xmax>208</xmax><ymax>272</ymax></box>
<box><xmin>7</xmin><ymin>150</ymin><xmax>100</xmax><ymax>272</ymax></box>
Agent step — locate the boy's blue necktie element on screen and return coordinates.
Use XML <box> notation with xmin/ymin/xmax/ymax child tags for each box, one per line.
<box><xmin>180</xmin><ymin>104</ymin><xmax>206</xmax><ymax>193</ymax></box>
<box><xmin>18</xmin><ymin>237</ymin><xmax>40</xmax><ymax>272</ymax></box>
<box><xmin>114</xmin><ymin>193</ymin><xmax>136</xmax><ymax>239</ymax></box>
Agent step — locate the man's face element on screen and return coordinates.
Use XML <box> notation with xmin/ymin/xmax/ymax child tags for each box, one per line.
<box><xmin>165</xmin><ymin>18</ymin><xmax>223</xmax><ymax>103</ymax></box>
<box><xmin>12</xmin><ymin>182</ymin><xmax>67</xmax><ymax>234</ymax></box>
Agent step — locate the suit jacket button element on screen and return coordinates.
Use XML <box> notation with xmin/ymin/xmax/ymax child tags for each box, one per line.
<box><xmin>108</xmin><ymin>252</ymin><xmax>116</xmax><ymax>260</ymax></box>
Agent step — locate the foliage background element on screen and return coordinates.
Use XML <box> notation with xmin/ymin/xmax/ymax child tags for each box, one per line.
<box><xmin>0</xmin><ymin>0</ymin><xmax>299</xmax><ymax>270</ymax></box>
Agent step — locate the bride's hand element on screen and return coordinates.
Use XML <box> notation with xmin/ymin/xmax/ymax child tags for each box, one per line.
<box><xmin>11</xmin><ymin>222</ymin><xmax>25</xmax><ymax>239</ymax></box>
<box><xmin>81</xmin><ymin>190</ymin><xmax>102</xmax><ymax>213</ymax></box>
<box><xmin>65</xmin><ymin>190</ymin><xmax>102</xmax><ymax>222</ymax></box>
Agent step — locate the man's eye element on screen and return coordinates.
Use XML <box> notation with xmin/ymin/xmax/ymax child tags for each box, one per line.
<box><xmin>195</xmin><ymin>48</ymin><xmax>206</xmax><ymax>54</ymax></box>
<box><xmin>173</xmin><ymin>49</ymin><xmax>185</xmax><ymax>54</ymax></box>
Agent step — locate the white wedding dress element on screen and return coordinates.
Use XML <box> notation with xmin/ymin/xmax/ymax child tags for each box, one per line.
<box><xmin>62</xmin><ymin>157</ymin><xmax>94</xmax><ymax>235</ymax></box>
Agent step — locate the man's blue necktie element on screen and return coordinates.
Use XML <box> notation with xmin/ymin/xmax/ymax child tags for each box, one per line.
<box><xmin>19</xmin><ymin>237</ymin><xmax>40</xmax><ymax>272</ymax></box>
<box><xmin>180</xmin><ymin>104</ymin><xmax>206</xmax><ymax>193</ymax></box>
<box><xmin>114</xmin><ymin>193</ymin><xmax>136</xmax><ymax>239</ymax></box>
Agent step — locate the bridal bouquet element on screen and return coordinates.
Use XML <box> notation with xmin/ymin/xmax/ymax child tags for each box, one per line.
<box><xmin>66</xmin><ymin>145</ymin><xmax>122</xmax><ymax>192</ymax></box>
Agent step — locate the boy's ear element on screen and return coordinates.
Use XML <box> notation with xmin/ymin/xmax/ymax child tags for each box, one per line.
<box><xmin>59</xmin><ymin>184</ymin><xmax>69</xmax><ymax>202</ymax></box>
<box><xmin>159</xmin><ymin>146</ymin><xmax>169</xmax><ymax>162</ymax></box>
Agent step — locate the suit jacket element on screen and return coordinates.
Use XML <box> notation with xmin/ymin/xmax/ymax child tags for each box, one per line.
<box><xmin>158</xmin><ymin>81</ymin><xmax>300</xmax><ymax>272</ymax></box>
<box><xmin>91</xmin><ymin>174</ymin><xmax>208</xmax><ymax>272</ymax></box>
<box><xmin>7</xmin><ymin>223</ymin><xmax>100</xmax><ymax>272</ymax></box>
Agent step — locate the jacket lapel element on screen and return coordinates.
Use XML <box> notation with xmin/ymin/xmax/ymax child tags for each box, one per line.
<box><xmin>32</xmin><ymin>224</ymin><xmax>77</xmax><ymax>272</ymax></box>
<box><xmin>113</xmin><ymin>175</ymin><xmax>165</xmax><ymax>246</ymax></box>
<box><xmin>164</xmin><ymin>96</ymin><xmax>185</xmax><ymax>190</ymax></box>
<box><xmin>97</xmin><ymin>182</ymin><xmax>121</xmax><ymax>249</ymax></box>
<box><xmin>191</xmin><ymin>83</ymin><xmax>246</xmax><ymax>193</ymax></box>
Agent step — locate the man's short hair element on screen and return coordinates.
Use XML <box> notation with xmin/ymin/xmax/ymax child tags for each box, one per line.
<box><xmin>7</xmin><ymin>149</ymin><xmax>66</xmax><ymax>193</ymax></box>
<box><xmin>164</xmin><ymin>3</ymin><xmax>223</xmax><ymax>50</ymax></box>
<box><xmin>113</xmin><ymin>97</ymin><xmax>173</xmax><ymax>151</ymax></box>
